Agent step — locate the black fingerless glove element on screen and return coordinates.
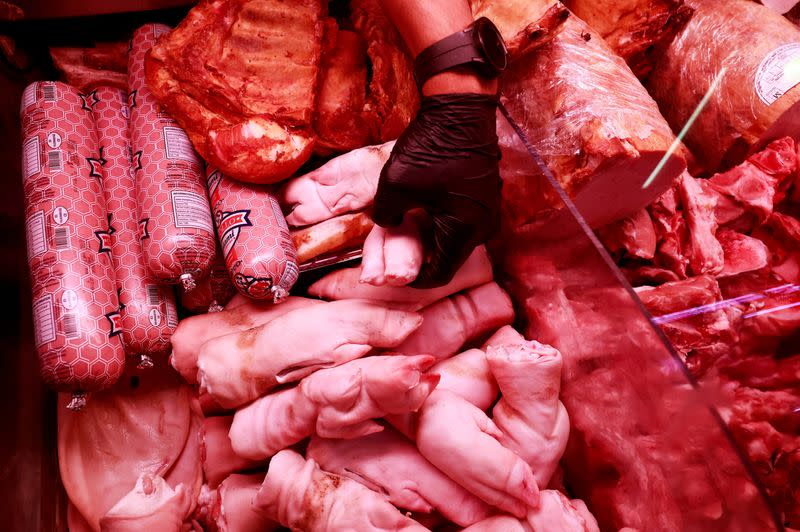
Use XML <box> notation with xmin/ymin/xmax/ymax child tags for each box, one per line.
<box><xmin>372</xmin><ymin>93</ymin><xmax>502</xmax><ymax>288</ymax></box>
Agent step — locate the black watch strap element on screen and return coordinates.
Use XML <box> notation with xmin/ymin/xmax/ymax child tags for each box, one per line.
<box><xmin>414</xmin><ymin>27</ymin><xmax>486</xmax><ymax>89</ymax></box>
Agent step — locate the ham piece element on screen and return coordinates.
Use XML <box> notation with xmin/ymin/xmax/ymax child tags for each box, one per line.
<box><xmin>98</xmin><ymin>475</ymin><xmax>192</xmax><ymax>532</ymax></box>
<box><xmin>280</xmin><ymin>142</ymin><xmax>393</xmax><ymax>227</ymax></box>
<box><xmin>146</xmin><ymin>0</ymin><xmax>325</xmax><ymax>183</ymax></box>
<box><xmin>307</xmin><ymin>427</ymin><xmax>492</xmax><ymax>526</ymax></box>
<box><xmin>202</xmin><ymin>416</ymin><xmax>267</xmax><ymax>489</ymax></box>
<box><xmin>415</xmin><ymin>390</ymin><xmax>540</xmax><ymax>518</ymax></box>
<box><xmin>229</xmin><ymin>355</ymin><xmax>438</xmax><ymax>460</ymax></box>
<box><xmin>487</xmin><ymin>342</ymin><xmax>570</xmax><ymax>488</ymax></box>
<box><xmin>308</xmin><ymin>245</ymin><xmax>494</xmax><ymax>310</ymax></box>
<box><xmin>254</xmin><ymin>450</ymin><xmax>429</xmax><ymax>531</ymax></box>
<box><xmin>500</xmin><ymin>11</ymin><xmax>685</xmax><ymax>229</ymax></box>
<box><xmin>170</xmin><ymin>296</ymin><xmax>321</xmax><ymax>384</ymax></box>
<box><xmin>562</xmin><ymin>0</ymin><xmax>692</xmax><ymax>78</ymax></box>
<box><xmin>647</xmin><ymin>0</ymin><xmax>800</xmax><ymax>172</ymax></box>
<box><xmin>393</xmin><ymin>282</ymin><xmax>514</xmax><ymax>361</ymax></box>
<box><xmin>196</xmin><ymin>300</ymin><xmax>423</xmax><ymax>408</ymax></box>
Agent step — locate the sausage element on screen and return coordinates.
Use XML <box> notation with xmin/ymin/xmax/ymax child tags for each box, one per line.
<box><xmin>20</xmin><ymin>81</ymin><xmax>125</xmax><ymax>409</ymax></box>
<box><xmin>128</xmin><ymin>23</ymin><xmax>215</xmax><ymax>290</ymax></box>
<box><xmin>179</xmin><ymin>248</ymin><xmax>236</xmax><ymax>314</ymax></box>
<box><xmin>206</xmin><ymin>167</ymin><xmax>298</xmax><ymax>302</ymax></box>
<box><xmin>91</xmin><ymin>86</ymin><xmax>179</xmax><ymax>369</ymax></box>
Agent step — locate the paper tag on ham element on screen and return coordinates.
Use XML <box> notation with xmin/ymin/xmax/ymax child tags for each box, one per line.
<box><xmin>755</xmin><ymin>43</ymin><xmax>800</xmax><ymax>105</ymax></box>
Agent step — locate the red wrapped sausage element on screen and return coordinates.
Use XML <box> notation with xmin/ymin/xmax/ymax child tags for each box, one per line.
<box><xmin>207</xmin><ymin>167</ymin><xmax>298</xmax><ymax>302</ymax></box>
<box><xmin>91</xmin><ymin>86</ymin><xmax>179</xmax><ymax>368</ymax></box>
<box><xmin>128</xmin><ymin>24</ymin><xmax>215</xmax><ymax>290</ymax></box>
<box><xmin>21</xmin><ymin>81</ymin><xmax>125</xmax><ymax>409</ymax></box>
<box><xmin>179</xmin><ymin>248</ymin><xmax>236</xmax><ymax>314</ymax></box>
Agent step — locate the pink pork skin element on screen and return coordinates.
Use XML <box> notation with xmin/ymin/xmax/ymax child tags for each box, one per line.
<box><xmin>230</xmin><ymin>355</ymin><xmax>439</xmax><ymax>460</ymax></box>
<box><xmin>488</xmin><ymin>342</ymin><xmax>570</xmax><ymax>488</ymax></box>
<box><xmin>307</xmin><ymin>245</ymin><xmax>494</xmax><ymax>310</ymax></box>
<box><xmin>210</xmin><ymin>474</ymin><xmax>277</xmax><ymax>532</ymax></box>
<box><xmin>307</xmin><ymin>427</ymin><xmax>492</xmax><ymax>526</ymax></box>
<box><xmin>393</xmin><ymin>282</ymin><xmax>514</xmax><ymax>361</ymax></box>
<box><xmin>202</xmin><ymin>415</ymin><xmax>267</xmax><ymax>488</ymax></box>
<box><xmin>415</xmin><ymin>390</ymin><xmax>540</xmax><ymax>518</ymax></box>
<box><xmin>462</xmin><ymin>490</ymin><xmax>599</xmax><ymax>532</ymax></box>
<box><xmin>98</xmin><ymin>475</ymin><xmax>192</xmax><ymax>532</ymax></box>
<box><xmin>254</xmin><ymin>450</ymin><xmax>429</xmax><ymax>531</ymax></box>
<box><xmin>196</xmin><ymin>300</ymin><xmax>423</xmax><ymax>408</ymax></box>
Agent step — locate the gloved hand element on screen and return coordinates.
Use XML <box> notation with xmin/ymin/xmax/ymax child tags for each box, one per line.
<box><xmin>372</xmin><ymin>93</ymin><xmax>502</xmax><ymax>288</ymax></box>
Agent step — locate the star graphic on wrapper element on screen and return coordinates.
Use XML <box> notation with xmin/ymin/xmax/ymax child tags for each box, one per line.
<box><xmin>117</xmin><ymin>287</ymin><xmax>126</xmax><ymax>312</ymax></box>
<box><xmin>132</xmin><ymin>150</ymin><xmax>143</xmax><ymax>173</ymax></box>
<box><xmin>128</xmin><ymin>90</ymin><xmax>137</xmax><ymax>110</ymax></box>
<box><xmin>105</xmin><ymin>311</ymin><xmax>123</xmax><ymax>338</ymax></box>
<box><xmin>107</xmin><ymin>213</ymin><xmax>116</xmax><ymax>236</ymax></box>
<box><xmin>87</xmin><ymin>149</ymin><xmax>107</xmax><ymax>181</ymax></box>
<box><xmin>95</xmin><ymin>229</ymin><xmax>113</xmax><ymax>255</ymax></box>
<box><xmin>80</xmin><ymin>90</ymin><xmax>100</xmax><ymax>111</ymax></box>
<box><xmin>139</xmin><ymin>218</ymin><xmax>151</xmax><ymax>241</ymax></box>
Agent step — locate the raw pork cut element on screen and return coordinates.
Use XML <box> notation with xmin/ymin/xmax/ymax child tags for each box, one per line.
<box><xmin>280</xmin><ymin>142</ymin><xmax>394</xmax><ymax>227</ymax></box>
<box><xmin>50</xmin><ymin>43</ymin><xmax>128</xmax><ymax>91</ymax></box>
<box><xmin>360</xmin><ymin>212</ymin><xmax>425</xmax><ymax>286</ymax></box>
<box><xmin>562</xmin><ymin>0</ymin><xmax>692</xmax><ymax>78</ymax></box>
<box><xmin>307</xmin><ymin>428</ymin><xmax>492</xmax><ymax>526</ymax></box>
<box><xmin>197</xmin><ymin>301</ymin><xmax>423</xmax><ymax>408</ymax></box>
<box><xmin>58</xmin><ymin>364</ymin><xmax>193</xmax><ymax>530</ymax></box>
<box><xmin>163</xmin><ymin>398</ymin><xmax>203</xmax><ymax>516</ymax></box>
<box><xmin>314</xmin><ymin>23</ymin><xmax>371</xmax><ymax>154</ymax></box>
<box><xmin>470</xmin><ymin>0</ymin><xmax>570</xmax><ymax>58</ymax></box>
<box><xmin>202</xmin><ymin>415</ymin><xmax>267</xmax><ymax>488</ymax></box>
<box><xmin>98</xmin><ymin>475</ymin><xmax>192</xmax><ymax>532</ymax></box>
<box><xmin>717</xmin><ymin>230</ymin><xmax>770</xmax><ymax>277</ymax></box>
<box><xmin>415</xmin><ymin>390</ymin><xmax>540</xmax><ymax>518</ymax></box>
<box><xmin>678</xmin><ymin>171</ymin><xmax>724</xmax><ymax>275</ymax></box>
<box><xmin>393</xmin><ymin>282</ymin><xmax>514</xmax><ymax>360</ymax></box>
<box><xmin>462</xmin><ymin>491</ymin><xmax>599</xmax><ymax>532</ymax></box>
<box><xmin>308</xmin><ymin>245</ymin><xmax>494</xmax><ymax>310</ymax></box>
<box><xmin>146</xmin><ymin>0</ymin><xmax>325</xmax><ymax>183</ymax></box>
<box><xmin>500</xmin><ymin>13</ymin><xmax>685</xmax><ymax>228</ymax></box>
<box><xmin>229</xmin><ymin>355</ymin><xmax>438</xmax><ymax>460</ymax></box>
<box><xmin>596</xmin><ymin>209</ymin><xmax>658</xmax><ymax>261</ymax></box>
<box><xmin>350</xmin><ymin>0</ymin><xmax>419</xmax><ymax>142</ymax></box>
<box><xmin>487</xmin><ymin>342</ymin><xmax>570</xmax><ymax>488</ymax></box>
<box><xmin>255</xmin><ymin>450</ymin><xmax>429</xmax><ymax>531</ymax></box>
<box><xmin>201</xmin><ymin>474</ymin><xmax>278</xmax><ymax>532</ymax></box>
<box><xmin>170</xmin><ymin>296</ymin><xmax>320</xmax><ymax>383</ymax></box>
<box><xmin>292</xmin><ymin>212</ymin><xmax>374</xmax><ymax>263</ymax></box>
<box><xmin>647</xmin><ymin>0</ymin><xmax>800</xmax><ymax>171</ymax></box>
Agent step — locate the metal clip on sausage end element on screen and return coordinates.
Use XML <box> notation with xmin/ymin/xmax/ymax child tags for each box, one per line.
<box><xmin>208</xmin><ymin>302</ymin><xmax>224</xmax><ymax>313</ymax></box>
<box><xmin>66</xmin><ymin>392</ymin><xmax>87</xmax><ymax>411</ymax></box>
<box><xmin>180</xmin><ymin>273</ymin><xmax>196</xmax><ymax>292</ymax></box>
<box><xmin>271</xmin><ymin>285</ymin><xmax>288</xmax><ymax>304</ymax></box>
<box><xmin>137</xmin><ymin>354</ymin><xmax>154</xmax><ymax>370</ymax></box>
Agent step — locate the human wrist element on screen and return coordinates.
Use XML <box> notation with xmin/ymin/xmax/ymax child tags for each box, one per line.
<box><xmin>421</xmin><ymin>69</ymin><xmax>498</xmax><ymax>96</ymax></box>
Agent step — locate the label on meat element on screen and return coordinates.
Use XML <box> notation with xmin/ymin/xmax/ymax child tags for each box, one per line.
<box><xmin>23</xmin><ymin>137</ymin><xmax>41</xmax><ymax>179</ymax></box>
<box><xmin>26</xmin><ymin>210</ymin><xmax>46</xmax><ymax>259</ymax></box>
<box><xmin>171</xmin><ymin>190</ymin><xmax>214</xmax><ymax>232</ymax></box>
<box><xmin>218</xmin><ymin>209</ymin><xmax>252</xmax><ymax>256</ymax></box>
<box><xmin>163</xmin><ymin>126</ymin><xmax>198</xmax><ymax>163</ymax></box>
<box><xmin>32</xmin><ymin>294</ymin><xmax>56</xmax><ymax>347</ymax></box>
<box><xmin>755</xmin><ymin>43</ymin><xmax>800</xmax><ymax>105</ymax></box>
<box><xmin>21</xmin><ymin>84</ymin><xmax>36</xmax><ymax>112</ymax></box>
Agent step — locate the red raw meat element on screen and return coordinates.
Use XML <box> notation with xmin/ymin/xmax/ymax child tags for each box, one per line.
<box><xmin>146</xmin><ymin>0</ymin><xmax>325</xmax><ymax>183</ymax></box>
<box><xmin>596</xmin><ymin>209</ymin><xmax>657</xmax><ymax>261</ymax></box>
<box><xmin>678</xmin><ymin>172</ymin><xmax>724</xmax><ymax>275</ymax></box>
<box><xmin>717</xmin><ymin>230</ymin><xmax>770</xmax><ymax>277</ymax></box>
<box><xmin>648</xmin><ymin>186</ymin><xmax>689</xmax><ymax>278</ymax></box>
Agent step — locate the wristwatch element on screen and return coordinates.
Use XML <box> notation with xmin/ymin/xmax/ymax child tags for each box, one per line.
<box><xmin>413</xmin><ymin>17</ymin><xmax>509</xmax><ymax>91</ymax></box>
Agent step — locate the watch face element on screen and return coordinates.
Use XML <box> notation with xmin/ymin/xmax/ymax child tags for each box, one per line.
<box><xmin>474</xmin><ymin>17</ymin><xmax>508</xmax><ymax>72</ymax></box>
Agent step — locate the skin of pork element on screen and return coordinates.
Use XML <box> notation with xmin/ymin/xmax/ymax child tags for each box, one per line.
<box><xmin>307</xmin><ymin>245</ymin><xmax>494</xmax><ymax>310</ymax></box>
<box><xmin>360</xmin><ymin>210</ymin><xmax>425</xmax><ymax>286</ymax></box>
<box><xmin>254</xmin><ymin>450</ymin><xmax>429</xmax><ymax>531</ymax></box>
<box><xmin>487</xmin><ymin>342</ymin><xmax>570</xmax><ymax>488</ymax></box>
<box><xmin>393</xmin><ymin>282</ymin><xmax>514</xmax><ymax>361</ymax></box>
<box><xmin>214</xmin><ymin>474</ymin><xmax>278</xmax><ymax>532</ymax></box>
<box><xmin>98</xmin><ymin>475</ymin><xmax>192</xmax><ymax>532</ymax></box>
<box><xmin>280</xmin><ymin>141</ymin><xmax>395</xmax><ymax>227</ymax></box>
<box><xmin>461</xmin><ymin>490</ymin><xmax>600</xmax><ymax>532</ymax></box>
<box><xmin>415</xmin><ymin>390</ymin><xmax>540</xmax><ymax>517</ymax></box>
<box><xmin>307</xmin><ymin>427</ymin><xmax>492</xmax><ymax>526</ymax></box>
<box><xmin>202</xmin><ymin>415</ymin><xmax>268</xmax><ymax>488</ymax></box>
<box><xmin>170</xmin><ymin>296</ymin><xmax>321</xmax><ymax>384</ymax></box>
<box><xmin>230</xmin><ymin>355</ymin><xmax>438</xmax><ymax>460</ymax></box>
<box><xmin>196</xmin><ymin>300</ymin><xmax>423</xmax><ymax>408</ymax></box>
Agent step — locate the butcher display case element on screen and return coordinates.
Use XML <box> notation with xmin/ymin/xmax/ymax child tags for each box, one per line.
<box><xmin>1</xmin><ymin>1</ymin><xmax>799</xmax><ymax>531</ymax></box>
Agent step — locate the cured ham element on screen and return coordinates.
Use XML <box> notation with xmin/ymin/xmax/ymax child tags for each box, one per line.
<box><xmin>229</xmin><ymin>355</ymin><xmax>438</xmax><ymax>460</ymax></box>
<box><xmin>197</xmin><ymin>300</ymin><xmax>423</xmax><ymax>408</ymax></box>
<box><xmin>145</xmin><ymin>0</ymin><xmax>325</xmax><ymax>182</ymax></box>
